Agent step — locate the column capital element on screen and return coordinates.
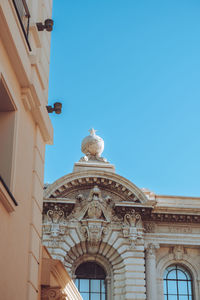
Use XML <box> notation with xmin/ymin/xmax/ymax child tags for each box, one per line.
<box><xmin>145</xmin><ymin>242</ymin><xmax>159</xmax><ymax>257</ymax></box>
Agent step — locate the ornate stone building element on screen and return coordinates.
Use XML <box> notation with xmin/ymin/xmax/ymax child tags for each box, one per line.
<box><xmin>43</xmin><ymin>129</ymin><xmax>200</xmax><ymax>300</ymax></box>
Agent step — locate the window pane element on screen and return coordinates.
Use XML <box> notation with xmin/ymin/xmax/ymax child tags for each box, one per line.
<box><xmin>80</xmin><ymin>279</ymin><xmax>89</xmax><ymax>292</ymax></box>
<box><xmin>168</xmin><ymin>280</ymin><xmax>177</xmax><ymax>294</ymax></box>
<box><xmin>178</xmin><ymin>281</ymin><xmax>188</xmax><ymax>295</ymax></box>
<box><xmin>75</xmin><ymin>279</ymin><xmax>79</xmax><ymax>289</ymax></box>
<box><xmin>163</xmin><ymin>280</ymin><xmax>167</xmax><ymax>295</ymax></box>
<box><xmin>177</xmin><ymin>270</ymin><xmax>187</xmax><ymax>280</ymax></box>
<box><xmin>168</xmin><ymin>270</ymin><xmax>177</xmax><ymax>279</ymax></box>
<box><xmin>91</xmin><ymin>294</ymin><xmax>100</xmax><ymax>300</ymax></box>
<box><xmin>179</xmin><ymin>296</ymin><xmax>189</xmax><ymax>300</ymax></box>
<box><xmin>101</xmin><ymin>280</ymin><xmax>106</xmax><ymax>293</ymax></box>
<box><xmin>91</xmin><ymin>279</ymin><xmax>100</xmax><ymax>292</ymax></box>
<box><xmin>81</xmin><ymin>293</ymin><xmax>89</xmax><ymax>300</ymax></box>
<box><xmin>101</xmin><ymin>294</ymin><xmax>106</xmax><ymax>300</ymax></box>
<box><xmin>188</xmin><ymin>282</ymin><xmax>192</xmax><ymax>295</ymax></box>
<box><xmin>168</xmin><ymin>296</ymin><xmax>178</xmax><ymax>300</ymax></box>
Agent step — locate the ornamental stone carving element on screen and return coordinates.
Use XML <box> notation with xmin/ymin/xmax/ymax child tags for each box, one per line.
<box><xmin>171</xmin><ymin>245</ymin><xmax>187</xmax><ymax>261</ymax></box>
<box><xmin>122</xmin><ymin>209</ymin><xmax>142</xmax><ymax>248</ymax></box>
<box><xmin>80</xmin><ymin>221</ymin><xmax>108</xmax><ymax>253</ymax></box>
<box><xmin>144</xmin><ymin>222</ymin><xmax>155</xmax><ymax>233</ymax></box>
<box><xmin>41</xmin><ymin>287</ymin><xmax>67</xmax><ymax>300</ymax></box>
<box><xmin>79</xmin><ymin>129</ymin><xmax>107</xmax><ymax>162</ymax></box>
<box><xmin>45</xmin><ymin>206</ymin><xmax>66</xmax><ymax>238</ymax></box>
<box><xmin>145</xmin><ymin>243</ymin><xmax>160</xmax><ymax>257</ymax></box>
<box><xmin>78</xmin><ymin>186</ymin><xmax>110</xmax><ymax>253</ymax></box>
<box><xmin>47</xmin><ymin>205</ymin><xmax>64</xmax><ymax>223</ymax></box>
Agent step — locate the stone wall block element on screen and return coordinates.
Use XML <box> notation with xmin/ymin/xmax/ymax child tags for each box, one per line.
<box><xmin>28</xmin><ymin>254</ymin><xmax>39</xmax><ymax>291</ymax></box>
<box><xmin>27</xmin><ymin>282</ymin><xmax>38</xmax><ymax>300</ymax></box>
<box><xmin>34</xmin><ymin>147</ymin><xmax>44</xmax><ymax>184</ymax></box>
<box><xmin>32</xmin><ymin>200</ymin><xmax>42</xmax><ymax>236</ymax></box>
<box><xmin>32</xmin><ymin>171</ymin><xmax>43</xmax><ymax>211</ymax></box>
<box><xmin>30</xmin><ymin>225</ymin><xmax>41</xmax><ymax>263</ymax></box>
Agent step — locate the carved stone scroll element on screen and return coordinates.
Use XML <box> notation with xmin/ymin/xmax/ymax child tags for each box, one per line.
<box><xmin>47</xmin><ymin>205</ymin><xmax>64</xmax><ymax>223</ymax></box>
<box><xmin>46</xmin><ymin>206</ymin><xmax>66</xmax><ymax>238</ymax></box>
<box><xmin>41</xmin><ymin>287</ymin><xmax>67</xmax><ymax>300</ymax></box>
<box><xmin>122</xmin><ymin>209</ymin><xmax>142</xmax><ymax>248</ymax></box>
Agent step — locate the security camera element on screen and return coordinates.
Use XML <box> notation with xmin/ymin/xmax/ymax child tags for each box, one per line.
<box><xmin>36</xmin><ymin>19</ymin><xmax>54</xmax><ymax>32</ymax></box>
<box><xmin>46</xmin><ymin>102</ymin><xmax>62</xmax><ymax>114</ymax></box>
<box><xmin>53</xmin><ymin>102</ymin><xmax>62</xmax><ymax>114</ymax></box>
<box><xmin>44</xmin><ymin>19</ymin><xmax>54</xmax><ymax>32</ymax></box>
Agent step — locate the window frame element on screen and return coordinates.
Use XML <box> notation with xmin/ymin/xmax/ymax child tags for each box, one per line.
<box><xmin>163</xmin><ymin>264</ymin><xmax>193</xmax><ymax>300</ymax></box>
<box><xmin>0</xmin><ymin>75</ymin><xmax>18</xmax><ymax>211</ymax></box>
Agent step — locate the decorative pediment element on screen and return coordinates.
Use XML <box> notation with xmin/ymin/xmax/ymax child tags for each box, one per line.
<box><xmin>44</xmin><ymin>170</ymin><xmax>149</xmax><ymax>204</ymax></box>
<box><xmin>68</xmin><ymin>185</ymin><xmax>114</xmax><ymax>222</ymax></box>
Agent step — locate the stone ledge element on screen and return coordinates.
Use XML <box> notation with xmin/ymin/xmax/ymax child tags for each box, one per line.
<box><xmin>73</xmin><ymin>161</ymin><xmax>115</xmax><ymax>173</ymax></box>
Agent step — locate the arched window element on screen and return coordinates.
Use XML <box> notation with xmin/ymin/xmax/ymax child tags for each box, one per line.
<box><xmin>163</xmin><ymin>265</ymin><xmax>193</xmax><ymax>300</ymax></box>
<box><xmin>75</xmin><ymin>262</ymin><xmax>107</xmax><ymax>300</ymax></box>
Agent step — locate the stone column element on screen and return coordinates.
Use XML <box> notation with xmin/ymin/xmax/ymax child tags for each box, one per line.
<box><xmin>106</xmin><ymin>276</ymin><xmax>112</xmax><ymax>300</ymax></box>
<box><xmin>145</xmin><ymin>243</ymin><xmax>158</xmax><ymax>300</ymax></box>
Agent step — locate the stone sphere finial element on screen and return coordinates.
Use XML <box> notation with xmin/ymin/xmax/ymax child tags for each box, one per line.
<box><xmin>81</xmin><ymin>128</ymin><xmax>104</xmax><ymax>157</ymax></box>
<box><xmin>80</xmin><ymin>129</ymin><xmax>107</xmax><ymax>163</ymax></box>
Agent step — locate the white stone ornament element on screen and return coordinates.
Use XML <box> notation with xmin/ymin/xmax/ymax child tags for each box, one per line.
<box><xmin>46</xmin><ymin>206</ymin><xmax>66</xmax><ymax>238</ymax></box>
<box><xmin>122</xmin><ymin>210</ymin><xmax>142</xmax><ymax>249</ymax></box>
<box><xmin>79</xmin><ymin>186</ymin><xmax>110</xmax><ymax>253</ymax></box>
<box><xmin>80</xmin><ymin>128</ymin><xmax>107</xmax><ymax>162</ymax></box>
<box><xmin>172</xmin><ymin>245</ymin><xmax>186</xmax><ymax>261</ymax></box>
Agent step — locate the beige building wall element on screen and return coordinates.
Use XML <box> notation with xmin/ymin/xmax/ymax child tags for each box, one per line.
<box><xmin>0</xmin><ymin>1</ymin><xmax>54</xmax><ymax>299</ymax></box>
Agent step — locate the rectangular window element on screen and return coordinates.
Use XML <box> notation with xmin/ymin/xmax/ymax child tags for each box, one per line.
<box><xmin>0</xmin><ymin>77</ymin><xmax>18</xmax><ymax>211</ymax></box>
<box><xmin>12</xmin><ymin>0</ymin><xmax>31</xmax><ymax>50</ymax></box>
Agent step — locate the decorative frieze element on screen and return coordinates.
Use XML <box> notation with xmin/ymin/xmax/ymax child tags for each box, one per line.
<box><xmin>43</xmin><ymin>202</ymin><xmax>74</xmax><ymax>216</ymax></box>
<box><xmin>144</xmin><ymin>222</ymin><xmax>156</xmax><ymax>233</ymax></box>
<box><xmin>115</xmin><ymin>206</ymin><xmax>200</xmax><ymax>224</ymax></box>
<box><xmin>168</xmin><ymin>226</ymin><xmax>192</xmax><ymax>233</ymax></box>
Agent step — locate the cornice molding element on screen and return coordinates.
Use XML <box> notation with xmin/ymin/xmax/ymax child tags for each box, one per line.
<box><xmin>44</xmin><ymin>170</ymin><xmax>148</xmax><ymax>204</ymax></box>
<box><xmin>43</xmin><ymin>201</ymin><xmax>200</xmax><ymax>224</ymax></box>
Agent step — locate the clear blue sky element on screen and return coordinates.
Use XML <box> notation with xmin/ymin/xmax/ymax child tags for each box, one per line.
<box><xmin>45</xmin><ymin>0</ymin><xmax>200</xmax><ymax>197</ymax></box>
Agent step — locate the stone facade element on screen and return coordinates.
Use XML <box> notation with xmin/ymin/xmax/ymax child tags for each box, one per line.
<box><xmin>43</xmin><ymin>131</ymin><xmax>200</xmax><ymax>299</ymax></box>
